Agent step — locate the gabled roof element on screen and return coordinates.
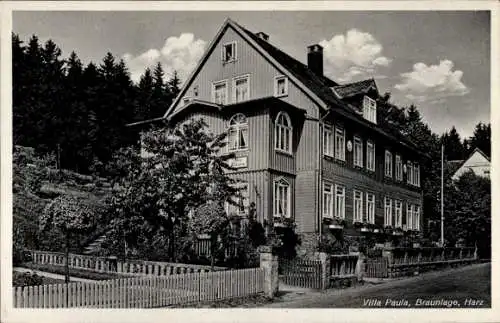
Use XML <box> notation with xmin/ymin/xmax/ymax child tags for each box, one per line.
<box><xmin>451</xmin><ymin>148</ymin><xmax>491</xmax><ymax>177</ymax></box>
<box><xmin>333</xmin><ymin>79</ymin><xmax>378</xmax><ymax>98</ymax></box>
<box><xmin>155</xmin><ymin>18</ymin><xmax>425</xmax><ymax>157</ymax></box>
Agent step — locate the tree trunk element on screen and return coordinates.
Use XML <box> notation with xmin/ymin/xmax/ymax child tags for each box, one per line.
<box><xmin>65</xmin><ymin>231</ymin><xmax>70</xmax><ymax>284</ymax></box>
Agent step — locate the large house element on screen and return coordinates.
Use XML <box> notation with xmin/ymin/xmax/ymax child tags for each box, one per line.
<box><xmin>138</xmin><ymin>19</ymin><xmax>426</xmax><ymax>254</ymax></box>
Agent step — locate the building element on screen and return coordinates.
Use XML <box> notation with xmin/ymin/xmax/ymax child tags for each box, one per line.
<box><xmin>138</xmin><ymin>18</ymin><xmax>426</xmax><ymax>255</ymax></box>
<box><xmin>451</xmin><ymin>148</ymin><xmax>490</xmax><ymax>181</ymax></box>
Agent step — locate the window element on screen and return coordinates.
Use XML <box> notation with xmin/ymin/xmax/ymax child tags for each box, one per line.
<box><xmin>232</xmin><ymin>75</ymin><xmax>250</xmax><ymax>103</ymax></box>
<box><xmin>226</xmin><ymin>182</ymin><xmax>249</xmax><ymax>216</ymax></box>
<box><xmin>222</xmin><ymin>42</ymin><xmax>237</xmax><ymax>63</ymax></box>
<box><xmin>395</xmin><ymin>200</ymin><xmax>402</xmax><ymax>228</ymax></box>
<box><xmin>367</xmin><ymin>140</ymin><xmax>375</xmax><ymax>171</ymax></box>
<box><xmin>354</xmin><ymin>136</ymin><xmax>363</xmax><ymax>167</ymax></box>
<box><xmin>407</xmin><ymin>162</ymin><xmax>413</xmax><ymax>185</ymax></box>
<box><xmin>414</xmin><ymin>163</ymin><xmax>420</xmax><ymax>187</ymax></box>
<box><xmin>384</xmin><ymin>197</ymin><xmax>393</xmax><ymax>227</ymax></box>
<box><xmin>385</xmin><ymin>150</ymin><xmax>393</xmax><ymax>178</ymax></box>
<box><xmin>335</xmin><ymin>185</ymin><xmax>345</xmax><ymax>219</ymax></box>
<box><xmin>395</xmin><ymin>155</ymin><xmax>403</xmax><ymax>181</ymax></box>
<box><xmin>353</xmin><ymin>190</ymin><xmax>363</xmax><ymax>223</ymax></box>
<box><xmin>228</xmin><ymin>113</ymin><xmax>248</xmax><ymax>151</ymax></box>
<box><xmin>406</xmin><ymin>203</ymin><xmax>413</xmax><ymax>230</ymax></box>
<box><xmin>366</xmin><ymin>193</ymin><xmax>375</xmax><ymax>224</ymax></box>
<box><xmin>274</xmin><ymin>178</ymin><xmax>291</xmax><ymax>218</ymax></box>
<box><xmin>275</xmin><ymin>112</ymin><xmax>292</xmax><ymax>153</ymax></box>
<box><xmin>323</xmin><ymin>125</ymin><xmax>334</xmax><ymax>157</ymax></box>
<box><xmin>335</xmin><ymin>127</ymin><xmax>345</xmax><ymax>161</ymax></box>
<box><xmin>322</xmin><ymin>183</ymin><xmax>334</xmax><ymax>218</ymax></box>
<box><xmin>363</xmin><ymin>95</ymin><xmax>377</xmax><ymax>124</ymax></box>
<box><xmin>274</xmin><ymin>76</ymin><xmax>288</xmax><ymax>97</ymax></box>
<box><xmin>414</xmin><ymin>205</ymin><xmax>420</xmax><ymax>231</ymax></box>
<box><xmin>212</xmin><ymin>80</ymin><xmax>228</xmax><ymax>105</ymax></box>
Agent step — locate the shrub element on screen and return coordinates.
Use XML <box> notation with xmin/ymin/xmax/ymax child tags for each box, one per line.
<box><xmin>12</xmin><ymin>271</ymin><xmax>43</xmax><ymax>287</ymax></box>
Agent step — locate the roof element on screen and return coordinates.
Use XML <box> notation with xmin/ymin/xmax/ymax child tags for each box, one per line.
<box><xmin>451</xmin><ymin>148</ymin><xmax>491</xmax><ymax>177</ymax></box>
<box><xmin>151</xmin><ymin>18</ymin><xmax>426</xmax><ymax>157</ymax></box>
<box><xmin>333</xmin><ymin>79</ymin><xmax>378</xmax><ymax>98</ymax></box>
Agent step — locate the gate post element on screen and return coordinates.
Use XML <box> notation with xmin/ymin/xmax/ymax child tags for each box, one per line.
<box><xmin>259</xmin><ymin>246</ymin><xmax>278</xmax><ymax>299</ymax></box>
<box><xmin>314</xmin><ymin>252</ymin><xmax>330</xmax><ymax>290</ymax></box>
<box><xmin>355</xmin><ymin>253</ymin><xmax>364</xmax><ymax>282</ymax></box>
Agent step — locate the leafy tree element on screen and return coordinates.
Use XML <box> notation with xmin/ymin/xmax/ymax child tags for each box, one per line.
<box><xmin>40</xmin><ymin>195</ymin><xmax>97</xmax><ymax>282</ymax></box>
<box><xmin>105</xmin><ymin>119</ymin><xmax>241</xmax><ymax>262</ymax></box>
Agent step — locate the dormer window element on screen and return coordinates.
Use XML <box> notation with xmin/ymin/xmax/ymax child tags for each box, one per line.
<box><xmin>363</xmin><ymin>95</ymin><xmax>377</xmax><ymax>124</ymax></box>
<box><xmin>222</xmin><ymin>42</ymin><xmax>237</xmax><ymax>63</ymax></box>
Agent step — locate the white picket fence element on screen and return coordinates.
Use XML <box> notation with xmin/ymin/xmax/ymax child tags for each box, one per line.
<box><xmin>13</xmin><ymin>267</ymin><xmax>264</xmax><ymax>308</ymax></box>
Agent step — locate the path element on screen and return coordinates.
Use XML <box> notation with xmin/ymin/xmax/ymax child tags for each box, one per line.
<box><xmin>267</xmin><ymin>263</ymin><xmax>491</xmax><ymax>308</ymax></box>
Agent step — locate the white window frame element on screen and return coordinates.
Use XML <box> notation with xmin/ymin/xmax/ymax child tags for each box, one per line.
<box><xmin>414</xmin><ymin>162</ymin><xmax>420</xmax><ymax>187</ymax></box>
<box><xmin>367</xmin><ymin>140</ymin><xmax>375</xmax><ymax>172</ymax></box>
<box><xmin>232</xmin><ymin>74</ymin><xmax>250</xmax><ymax>103</ymax></box>
<box><xmin>212</xmin><ymin>79</ymin><xmax>228</xmax><ymax>105</ymax></box>
<box><xmin>222</xmin><ymin>41</ymin><xmax>237</xmax><ymax>63</ymax></box>
<box><xmin>384</xmin><ymin>197</ymin><xmax>393</xmax><ymax>227</ymax></box>
<box><xmin>274</xmin><ymin>75</ymin><xmax>288</xmax><ymax>97</ymax></box>
<box><xmin>363</xmin><ymin>95</ymin><xmax>377</xmax><ymax>124</ymax></box>
<box><xmin>353</xmin><ymin>190</ymin><xmax>363</xmax><ymax>223</ymax></box>
<box><xmin>335</xmin><ymin>126</ymin><xmax>345</xmax><ymax>161</ymax></box>
<box><xmin>353</xmin><ymin>136</ymin><xmax>363</xmax><ymax>167</ymax></box>
<box><xmin>385</xmin><ymin>150</ymin><xmax>393</xmax><ymax>178</ymax></box>
<box><xmin>407</xmin><ymin>162</ymin><xmax>413</xmax><ymax>185</ymax></box>
<box><xmin>274</xmin><ymin>178</ymin><xmax>291</xmax><ymax>218</ymax></box>
<box><xmin>406</xmin><ymin>203</ymin><xmax>413</xmax><ymax>230</ymax></box>
<box><xmin>225</xmin><ymin>182</ymin><xmax>249</xmax><ymax>216</ymax></box>
<box><xmin>227</xmin><ymin>113</ymin><xmax>248</xmax><ymax>152</ymax></box>
<box><xmin>366</xmin><ymin>193</ymin><xmax>375</xmax><ymax>224</ymax></box>
<box><xmin>335</xmin><ymin>184</ymin><xmax>346</xmax><ymax>219</ymax></box>
<box><xmin>322</xmin><ymin>182</ymin><xmax>334</xmax><ymax>218</ymax></box>
<box><xmin>323</xmin><ymin>125</ymin><xmax>334</xmax><ymax>157</ymax></box>
<box><xmin>414</xmin><ymin>205</ymin><xmax>420</xmax><ymax>231</ymax></box>
<box><xmin>395</xmin><ymin>200</ymin><xmax>403</xmax><ymax>228</ymax></box>
<box><xmin>395</xmin><ymin>154</ymin><xmax>402</xmax><ymax>181</ymax></box>
<box><xmin>275</xmin><ymin>111</ymin><xmax>293</xmax><ymax>154</ymax></box>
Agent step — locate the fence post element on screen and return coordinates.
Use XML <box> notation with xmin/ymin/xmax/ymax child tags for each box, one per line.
<box><xmin>259</xmin><ymin>246</ymin><xmax>278</xmax><ymax>299</ymax></box>
<box><xmin>382</xmin><ymin>248</ymin><xmax>393</xmax><ymax>277</ymax></box>
<box><xmin>314</xmin><ymin>252</ymin><xmax>330</xmax><ymax>290</ymax></box>
<box><xmin>355</xmin><ymin>253</ymin><xmax>364</xmax><ymax>282</ymax></box>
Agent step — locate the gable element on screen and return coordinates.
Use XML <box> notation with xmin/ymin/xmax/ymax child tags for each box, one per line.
<box><xmin>166</xmin><ymin>22</ymin><xmax>322</xmax><ymax>119</ymax></box>
<box><xmin>461</xmin><ymin>151</ymin><xmax>490</xmax><ymax>168</ymax></box>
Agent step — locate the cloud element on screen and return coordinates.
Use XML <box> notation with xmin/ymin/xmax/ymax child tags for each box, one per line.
<box><xmin>123</xmin><ymin>33</ymin><xmax>206</xmax><ymax>83</ymax></box>
<box><xmin>394</xmin><ymin>60</ymin><xmax>469</xmax><ymax>102</ymax></box>
<box><xmin>319</xmin><ymin>29</ymin><xmax>392</xmax><ymax>82</ymax></box>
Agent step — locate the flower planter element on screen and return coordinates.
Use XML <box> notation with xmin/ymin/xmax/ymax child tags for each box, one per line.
<box><xmin>392</xmin><ymin>231</ymin><xmax>403</xmax><ymax>236</ymax></box>
<box><xmin>273</xmin><ymin>222</ymin><xmax>287</xmax><ymax>228</ymax></box>
<box><xmin>328</xmin><ymin>224</ymin><xmax>344</xmax><ymax>230</ymax></box>
<box><xmin>360</xmin><ymin>227</ymin><xmax>371</xmax><ymax>233</ymax></box>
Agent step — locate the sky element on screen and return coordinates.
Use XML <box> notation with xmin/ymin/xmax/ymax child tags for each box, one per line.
<box><xmin>12</xmin><ymin>10</ymin><xmax>491</xmax><ymax>139</ymax></box>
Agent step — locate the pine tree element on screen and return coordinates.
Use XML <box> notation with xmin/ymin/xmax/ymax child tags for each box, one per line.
<box><xmin>167</xmin><ymin>70</ymin><xmax>182</xmax><ymax>99</ymax></box>
<box><xmin>441</xmin><ymin>126</ymin><xmax>467</xmax><ymax>161</ymax></box>
<box><xmin>468</xmin><ymin>122</ymin><xmax>490</xmax><ymax>157</ymax></box>
<box><xmin>135</xmin><ymin>67</ymin><xmax>154</xmax><ymax>121</ymax></box>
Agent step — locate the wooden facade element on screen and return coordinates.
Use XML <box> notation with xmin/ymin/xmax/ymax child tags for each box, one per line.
<box><xmin>161</xmin><ymin>19</ymin><xmax>425</xmax><ymax>239</ymax></box>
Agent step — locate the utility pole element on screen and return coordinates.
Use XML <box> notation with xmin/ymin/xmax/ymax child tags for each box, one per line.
<box><xmin>440</xmin><ymin>144</ymin><xmax>444</xmax><ymax>247</ymax></box>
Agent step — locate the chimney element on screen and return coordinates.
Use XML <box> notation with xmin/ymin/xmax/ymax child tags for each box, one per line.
<box><xmin>255</xmin><ymin>32</ymin><xmax>269</xmax><ymax>42</ymax></box>
<box><xmin>307</xmin><ymin>44</ymin><xmax>323</xmax><ymax>76</ymax></box>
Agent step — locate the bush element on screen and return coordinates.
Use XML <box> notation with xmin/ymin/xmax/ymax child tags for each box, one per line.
<box><xmin>13</xmin><ymin>271</ymin><xmax>43</xmax><ymax>287</ymax></box>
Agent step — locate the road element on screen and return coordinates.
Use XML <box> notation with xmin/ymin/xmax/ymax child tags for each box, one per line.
<box><xmin>266</xmin><ymin>263</ymin><xmax>491</xmax><ymax>308</ymax></box>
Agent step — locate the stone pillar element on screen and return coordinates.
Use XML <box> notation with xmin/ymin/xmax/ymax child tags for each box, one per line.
<box><xmin>355</xmin><ymin>253</ymin><xmax>364</xmax><ymax>282</ymax></box>
<box><xmin>314</xmin><ymin>252</ymin><xmax>331</xmax><ymax>290</ymax></box>
<box><xmin>259</xmin><ymin>247</ymin><xmax>278</xmax><ymax>298</ymax></box>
